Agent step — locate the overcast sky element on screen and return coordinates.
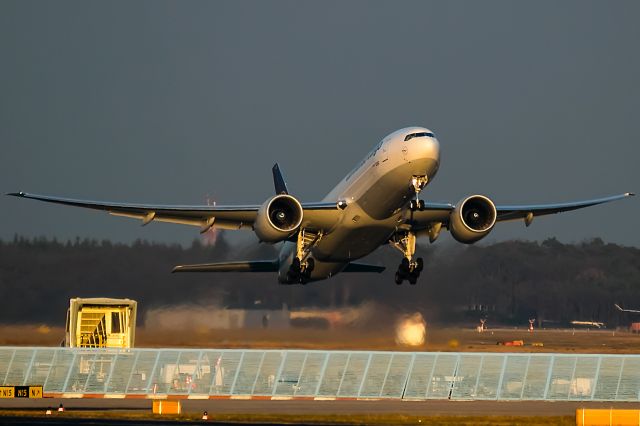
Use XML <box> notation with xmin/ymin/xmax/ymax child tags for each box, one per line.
<box><xmin>1</xmin><ymin>1</ymin><xmax>638</xmax><ymax>247</ymax></box>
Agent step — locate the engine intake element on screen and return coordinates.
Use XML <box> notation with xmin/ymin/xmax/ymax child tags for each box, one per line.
<box><xmin>254</xmin><ymin>194</ymin><xmax>303</xmax><ymax>242</ymax></box>
<box><xmin>449</xmin><ymin>195</ymin><xmax>497</xmax><ymax>244</ymax></box>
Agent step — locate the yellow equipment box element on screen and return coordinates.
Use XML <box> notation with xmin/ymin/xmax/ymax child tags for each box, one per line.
<box><xmin>577</xmin><ymin>408</ymin><xmax>640</xmax><ymax>426</ymax></box>
<box><xmin>152</xmin><ymin>400</ymin><xmax>181</xmax><ymax>415</ymax></box>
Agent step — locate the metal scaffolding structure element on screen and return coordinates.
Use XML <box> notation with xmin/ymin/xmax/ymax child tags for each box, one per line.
<box><xmin>1</xmin><ymin>347</ymin><xmax>639</xmax><ymax>401</ymax></box>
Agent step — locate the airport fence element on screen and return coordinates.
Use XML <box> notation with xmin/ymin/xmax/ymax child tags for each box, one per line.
<box><xmin>0</xmin><ymin>347</ymin><xmax>639</xmax><ymax>401</ymax></box>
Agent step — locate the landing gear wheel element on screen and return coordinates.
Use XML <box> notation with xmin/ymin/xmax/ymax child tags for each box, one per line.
<box><xmin>306</xmin><ymin>258</ymin><xmax>315</xmax><ymax>272</ymax></box>
<box><xmin>409</xmin><ymin>200</ymin><xmax>418</xmax><ymax>211</ymax></box>
<box><xmin>390</xmin><ymin>231</ymin><xmax>420</xmax><ymax>286</ymax></box>
<box><xmin>287</xmin><ymin>258</ymin><xmax>303</xmax><ymax>284</ymax></box>
<box><xmin>418</xmin><ymin>200</ymin><xmax>425</xmax><ymax>211</ymax></box>
<box><xmin>291</xmin><ymin>257</ymin><xmax>301</xmax><ymax>272</ymax></box>
<box><xmin>400</xmin><ymin>257</ymin><xmax>410</xmax><ymax>273</ymax></box>
<box><xmin>286</xmin><ymin>271</ymin><xmax>298</xmax><ymax>283</ymax></box>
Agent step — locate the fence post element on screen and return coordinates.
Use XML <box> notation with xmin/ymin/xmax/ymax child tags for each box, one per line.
<box><xmin>472</xmin><ymin>354</ymin><xmax>485</xmax><ymax>399</ymax></box>
<box><xmin>520</xmin><ymin>355</ymin><xmax>532</xmax><ymax>400</ymax></box>
<box><xmin>250</xmin><ymin>351</ymin><xmax>267</xmax><ymax>395</ymax></box>
<box><xmin>145</xmin><ymin>350</ymin><xmax>162</xmax><ymax>395</ymax></box>
<box><xmin>103</xmin><ymin>350</ymin><xmax>119</xmax><ymax>394</ymax></box>
<box><xmin>543</xmin><ymin>355</ymin><xmax>555</xmax><ymax>400</ymax></box>
<box><xmin>495</xmin><ymin>354</ymin><xmax>507</xmax><ymax>400</ymax></box>
<box><xmin>336</xmin><ymin>353</ymin><xmax>352</xmax><ymax>397</ymax></box>
<box><xmin>614</xmin><ymin>357</ymin><xmax>626</xmax><ymax>400</ymax></box>
<box><xmin>271</xmin><ymin>351</ymin><xmax>288</xmax><ymax>397</ymax></box>
<box><xmin>61</xmin><ymin>351</ymin><xmax>77</xmax><ymax>393</ymax></box>
<box><xmin>400</xmin><ymin>353</ymin><xmax>416</xmax><ymax>400</ymax></box>
<box><xmin>229</xmin><ymin>351</ymin><xmax>245</xmax><ymax>395</ymax></box>
<box><xmin>22</xmin><ymin>349</ymin><xmax>38</xmax><ymax>386</ymax></box>
<box><xmin>314</xmin><ymin>352</ymin><xmax>330</xmax><ymax>397</ymax></box>
<box><xmin>357</xmin><ymin>352</ymin><xmax>373</xmax><ymax>398</ymax></box>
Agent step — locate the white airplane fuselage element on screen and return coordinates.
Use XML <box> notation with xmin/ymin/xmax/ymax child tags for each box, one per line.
<box><xmin>277</xmin><ymin>127</ymin><xmax>440</xmax><ymax>282</ymax></box>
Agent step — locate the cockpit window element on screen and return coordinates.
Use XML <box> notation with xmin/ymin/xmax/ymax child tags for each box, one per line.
<box><xmin>404</xmin><ymin>132</ymin><xmax>435</xmax><ymax>141</ymax></box>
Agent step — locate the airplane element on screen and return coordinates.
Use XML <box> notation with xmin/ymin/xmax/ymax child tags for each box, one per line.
<box><xmin>8</xmin><ymin>126</ymin><xmax>634</xmax><ymax>285</ymax></box>
<box><xmin>614</xmin><ymin>304</ymin><xmax>640</xmax><ymax>314</ymax></box>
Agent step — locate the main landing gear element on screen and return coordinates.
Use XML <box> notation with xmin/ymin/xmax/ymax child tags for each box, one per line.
<box><xmin>286</xmin><ymin>257</ymin><xmax>315</xmax><ymax>284</ymax></box>
<box><xmin>286</xmin><ymin>229</ymin><xmax>322</xmax><ymax>284</ymax></box>
<box><xmin>390</xmin><ymin>232</ymin><xmax>423</xmax><ymax>285</ymax></box>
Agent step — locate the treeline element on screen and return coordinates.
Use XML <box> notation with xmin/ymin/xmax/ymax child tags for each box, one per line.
<box><xmin>0</xmin><ymin>235</ymin><xmax>639</xmax><ymax>327</ymax></box>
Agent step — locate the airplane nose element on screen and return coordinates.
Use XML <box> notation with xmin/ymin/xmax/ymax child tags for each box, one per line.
<box><xmin>427</xmin><ymin>137</ymin><xmax>440</xmax><ymax>161</ymax></box>
<box><xmin>417</xmin><ymin>136</ymin><xmax>439</xmax><ymax>162</ymax></box>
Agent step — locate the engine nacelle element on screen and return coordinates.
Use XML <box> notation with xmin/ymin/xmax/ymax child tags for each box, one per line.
<box><xmin>254</xmin><ymin>194</ymin><xmax>304</xmax><ymax>242</ymax></box>
<box><xmin>449</xmin><ymin>195</ymin><xmax>497</xmax><ymax>244</ymax></box>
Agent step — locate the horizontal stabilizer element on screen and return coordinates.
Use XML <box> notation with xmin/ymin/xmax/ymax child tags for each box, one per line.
<box><xmin>343</xmin><ymin>262</ymin><xmax>385</xmax><ymax>273</ymax></box>
<box><xmin>173</xmin><ymin>260</ymin><xmax>279</xmax><ymax>273</ymax></box>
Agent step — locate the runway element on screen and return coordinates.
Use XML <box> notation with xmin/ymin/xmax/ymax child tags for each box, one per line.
<box><xmin>1</xmin><ymin>398</ymin><xmax>639</xmax><ymax>417</ymax></box>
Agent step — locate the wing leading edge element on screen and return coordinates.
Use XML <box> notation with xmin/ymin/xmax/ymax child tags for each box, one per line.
<box><xmin>7</xmin><ymin>191</ymin><xmax>341</xmax><ymax>233</ymax></box>
<box><xmin>408</xmin><ymin>192</ymin><xmax>634</xmax><ymax>231</ymax></box>
<box><xmin>494</xmin><ymin>192</ymin><xmax>635</xmax><ymax>223</ymax></box>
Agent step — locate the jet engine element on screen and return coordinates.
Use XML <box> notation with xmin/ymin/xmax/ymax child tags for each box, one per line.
<box><xmin>449</xmin><ymin>195</ymin><xmax>497</xmax><ymax>244</ymax></box>
<box><xmin>254</xmin><ymin>194</ymin><xmax>304</xmax><ymax>242</ymax></box>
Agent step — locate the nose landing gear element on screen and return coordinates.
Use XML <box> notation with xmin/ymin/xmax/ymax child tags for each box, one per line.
<box><xmin>409</xmin><ymin>199</ymin><xmax>425</xmax><ymax>211</ymax></box>
<box><xmin>390</xmin><ymin>231</ymin><xmax>423</xmax><ymax>285</ymax></box>
<box><xmin>409</xmin><ymin>176</ymin><xmax>428</xmax><ymax>211</ymax></box>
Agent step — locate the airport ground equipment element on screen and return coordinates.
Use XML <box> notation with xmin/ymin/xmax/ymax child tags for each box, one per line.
<box><xmin>1</xmin><ymin>347</ymin><xmax>640</xmax><ymax>401</ymax></box>
<box><xmin>65</xmin><ymin>298</ymin><xmax>137</xmax><ymax>349</ymax></box>
<box><xmin>576</xmin><ymin>408</ymin><xmax>640</xmax><ymax>426</ymax></box>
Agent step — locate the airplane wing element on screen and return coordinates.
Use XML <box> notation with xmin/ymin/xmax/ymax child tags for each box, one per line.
<box><xmin>493</xmin><ymin>193</ymin><xmax>635</xmax><ymax>223</ymax></box>
<box><xmin>7</xmin><ymin>192</ymin><xmax>340</xmax><ymax>233</ymax></box>
<box><xmin>408</xmin><ymin>193</ymin><xmax>634</xmax><ymax>231</ymax></box>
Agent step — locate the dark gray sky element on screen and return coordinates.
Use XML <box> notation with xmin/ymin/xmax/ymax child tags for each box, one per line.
<box><xmin>1</xmin><ymin>1</ymin><xmax>638</xmax><ymax>247</ymax></box>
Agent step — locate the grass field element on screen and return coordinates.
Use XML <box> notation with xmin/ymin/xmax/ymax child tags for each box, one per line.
<box><xmin>1</xmin><ymin>323</ymin><xmax>638</xmax><ymax>353</ymax></box>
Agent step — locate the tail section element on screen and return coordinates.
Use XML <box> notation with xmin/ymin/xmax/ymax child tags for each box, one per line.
<box><xmin>272</xmin><ymin>163</ymin><xmax>289</xmax><ymax>195</ymax></box>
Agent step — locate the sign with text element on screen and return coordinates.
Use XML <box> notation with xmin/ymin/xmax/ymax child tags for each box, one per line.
<box><xmin>0</xmin><ymin>386</ymin><xmax>42</xmax><ymax>398</ymax></box>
